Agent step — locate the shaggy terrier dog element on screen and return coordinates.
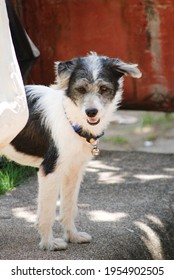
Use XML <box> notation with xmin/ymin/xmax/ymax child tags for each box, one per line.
<box><xmin>1</xmin><ymin>53</ymin><xmax>142</xmax><ymax>250</ymax></box>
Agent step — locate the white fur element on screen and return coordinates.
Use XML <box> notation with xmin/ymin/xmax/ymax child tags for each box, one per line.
<box><xmin>87</xmin><ymin>52</ymin><xmax>102</xmax><ymax>81</ymax></box>
<box><xmin>1</xmin><ymin>145</ymin><xmax>42</xmax><ymax>167</ymax></box>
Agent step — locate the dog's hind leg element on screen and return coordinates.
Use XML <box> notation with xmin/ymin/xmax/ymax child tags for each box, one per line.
<box><xmin>60</xmin><ymin>164</ymin><xmax>92</xmax><ymax>244</ymax></box>
<box><xmin>37</xmin><ymin>167</ymin><xmax>67</xmax><ymax>251</ymax></box>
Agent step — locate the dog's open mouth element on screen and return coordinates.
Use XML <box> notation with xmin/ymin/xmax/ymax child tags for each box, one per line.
<box><xmin>87</xmin><ymin>117</ymin><xmax>100</xmax><ymax>126</ymax></box>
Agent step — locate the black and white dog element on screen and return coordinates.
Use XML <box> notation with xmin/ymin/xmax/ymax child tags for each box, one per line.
<box><xmin>1</xmin><ymin>53</ymin><xmax>142</xmax><ymax>250</ymax></box>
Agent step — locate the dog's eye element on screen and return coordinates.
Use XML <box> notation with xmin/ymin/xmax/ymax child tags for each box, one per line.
<box><xmin>77</xmin><ymin>87</ymin><xmax>86</xmax><ymax>94</ymax></box>
<box><xmin>100</xmin><ymin>85</ymin><xmax>109</xmax><ymax>93</ymax></box>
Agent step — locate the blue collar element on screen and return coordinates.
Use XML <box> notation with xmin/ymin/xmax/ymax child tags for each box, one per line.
<box><xmin>72</xmin><ymin>124</ymin><xmax>104</xmax><ymax>143</ymax></box>
<box><xmin>64</xmin><ymin>110</ymin><xmax>104</xmax><ymax>143</ymax></box>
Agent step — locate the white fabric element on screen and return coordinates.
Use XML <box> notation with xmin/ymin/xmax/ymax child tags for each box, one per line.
<box><xmin>0</xmin><ymin>0</ymin><xmax>28</xmax><ymax>148</ymax></box>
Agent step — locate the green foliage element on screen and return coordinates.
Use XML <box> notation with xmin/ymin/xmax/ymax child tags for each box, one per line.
<box><xmin>141</xmin><ymin>112</ymin><xmax>174</xmax><ymax>127</ymax></box>
<box><xmin>0</xmin><ymin>157</ymin><xmax>36</xmax><ymax>195</ymax></box>
<box><xmin>103</xmin><ymin>136</ymin><xmax>128</xmax><ymax>145</ymax></box>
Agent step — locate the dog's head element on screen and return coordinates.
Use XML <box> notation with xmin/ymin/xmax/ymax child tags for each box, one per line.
<box><xmin>54</xmin><ymin>52</ymin><xmax>142</xmax><ymax>132</ymax></box>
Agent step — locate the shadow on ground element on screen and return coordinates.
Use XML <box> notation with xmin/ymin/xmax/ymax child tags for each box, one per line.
<box><xmin>0</xmin><ymin>151</ymin><xmax>174</xmax><ymax>259</ymax></box>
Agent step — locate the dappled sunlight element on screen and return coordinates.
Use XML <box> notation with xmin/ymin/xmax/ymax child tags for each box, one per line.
<box><xmin>86</xmin><ymin>167</ymin><xmax>99</xmax><ymax>173</ymax></box>
<box><xmin>86</xmin><ymin>159</ymin><xmax>174</xmax><ymax>185</ymax></box>
<box><xmin>163</xmin><ymin>167</ymin><xmax>174</xmax><ymax>172</ymax></box>
<box><xmin>89</xmin><ymin>210</ymin><xmax>128</xmax><ymax>222</ymax></box>
<box><xmin>98</xmin><ymin>171</ymin><xmax>126</xmax><ymax>184</ymax></box>
<box><xmin>12</xmin><ymin>207</ymin><xmax>36</xmax><ymax>224</ymax></box>
<box><xmin>86</xmin><ymin>160</ymin><xmax>125</xmax><ymax>184</ymax></box>
<box><xmin>134</xmin><ymin>174</ymin><xmax>173</xmax><ymax>181</ymax></box>
<box><xmin>88</xmin><ymin>207</ymin><xmax>166</xmax><ymax>259</ymax></box>
<box><xmin>146</xmin><ymin>214</ymin><xmax>164</xmax><ymax>228</ymax></box>
<box><xmin>86</xmin><ymin>160</ymin><xmax>121</xmax><ymax>173</ymax></box>
<box><xmin>134</xmin><ymin>221</ymin><xmax>164</xmax><ymax>259</ymax></box>
<box><xmin>56</xmin><ymin>200</ymin><xmax>60</xmax><ymax>207</ymax></box>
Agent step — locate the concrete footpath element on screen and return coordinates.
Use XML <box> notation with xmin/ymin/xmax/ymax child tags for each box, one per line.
<box><xmin>0</xmin><ymin>150</ymin><xmax>174</xmax><ymax>260</ymax></box>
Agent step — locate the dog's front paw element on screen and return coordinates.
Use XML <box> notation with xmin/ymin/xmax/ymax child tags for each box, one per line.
<box><xmin>65</xmin><ymin>231</ymin><xmax>92</xmax><ymax>243</ymax></box>
<box><xmin>39</xmin><ymin>238</ymin><xmax>67</xmax><ymax>251</ymax></box>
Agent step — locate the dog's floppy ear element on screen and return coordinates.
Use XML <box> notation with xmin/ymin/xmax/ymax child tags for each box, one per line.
<box><xmin>54</xmin><ymin>59</ymin><xmax>77</xmax><ymax>89</ymax></box>
<box><xmin>110</xmin><ymin>58</ymin><xmax>142</xmax><ymax>78</ymax></box>
<box><xmin>56</xmin><ymin>60</ymin><xmax>77</xmax><ymax>76</ymax></box>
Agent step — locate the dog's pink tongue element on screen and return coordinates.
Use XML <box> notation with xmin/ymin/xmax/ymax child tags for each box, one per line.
<box><xmin>89</xmin><ymin>117</ymin><xmax>97</xmax><ymax>123</ymax></box>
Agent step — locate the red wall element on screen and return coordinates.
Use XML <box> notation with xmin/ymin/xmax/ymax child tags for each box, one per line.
<box><xmin>19</xmin><ymin>0</ymin><xmax>174</xmax><ymax>111</ymax></box>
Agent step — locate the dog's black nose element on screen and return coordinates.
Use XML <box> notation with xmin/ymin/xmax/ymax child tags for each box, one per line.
<box><xmin>85</xmin><ymin>108</ymin><xmax>98</xmax><ymax>117</ymax></box>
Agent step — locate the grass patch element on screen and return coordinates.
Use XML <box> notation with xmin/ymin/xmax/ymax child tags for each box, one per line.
<box><xmin>103</xmin><ymin>136</ymin><xmax>128</xmax><ymax>145</ymax></box>
<box><xmin>0</xmin><ymin>157</ymin><xmax>36</xmax><ymax>195</ymax></box>
<box><xmin>141</xmin><ymin>112</ymin><xmax>174</xmax><ymax>127</ymax></box>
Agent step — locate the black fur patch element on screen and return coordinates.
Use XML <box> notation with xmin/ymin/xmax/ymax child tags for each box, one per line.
<box><xmin>41</xmin><ymin>140</ymin><xmax>59</xmax><ymax>175</ymax></box>
<box><xmin>11</xmin><ymin>89</ymin><xmax>50</xmax><ymax>158</ymax></box>
<box><xmin>66</xmin><ymin>58</ymin><xmax>94</xmax><ymax>103</ymax></box>
<box><xmin>11</xmin><ymin>86</ymin><xmax>59</xmax><ymax>175</ymax></box>
<box><xmin>98</xmin><ymin>59</ymin><xmax>124</xmax><ymax>92</ymax></box>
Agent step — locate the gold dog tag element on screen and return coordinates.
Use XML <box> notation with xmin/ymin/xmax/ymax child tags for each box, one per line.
<box><xmin>90</xmin><ymin>139</ymin><xmax>100</xmax><ymax>156</ymax></box>
<box><xmin>91</xmin><ymin>145</ymin><xmax>100</xmax><ymax>156</ymax></box>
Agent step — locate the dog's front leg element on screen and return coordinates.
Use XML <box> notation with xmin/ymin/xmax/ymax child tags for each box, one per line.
<box><xmin>37</xmin><ymin>167</ymin><xmax>67</xmax><ymax>251</ymax></box>
<box><xmin>60</xmin><ymin>164</ymin><xmax>92</xmax><ymax>244</ymax></box>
